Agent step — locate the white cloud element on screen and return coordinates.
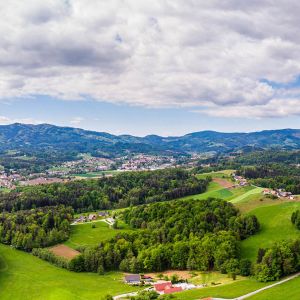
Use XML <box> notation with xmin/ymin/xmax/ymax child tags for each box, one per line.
<box><xmin>70</xmin><ymin>117</ymin><xmax>84</xmax><ymax>125</ymax></box>
<box><xmin>0</xmin><ymin>0</ymin><xmax>300</xmax><ymax>118</ymax></box>
<box><xmin>0</xmin><ymin>116</ymin><xmax>42</xmax><ymax>125</ymax></box>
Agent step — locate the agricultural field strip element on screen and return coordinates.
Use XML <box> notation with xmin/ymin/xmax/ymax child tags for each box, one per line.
<box><xmin>230</xmin><ymin>187</ymin><xmax>264</xmax><ymax>204</ymax></box>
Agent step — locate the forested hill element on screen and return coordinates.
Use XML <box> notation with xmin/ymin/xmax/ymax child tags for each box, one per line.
<box><xmin>0</xmin><ymin>123</ymin><xmax>300</xmax><ymax>158</ymax></box>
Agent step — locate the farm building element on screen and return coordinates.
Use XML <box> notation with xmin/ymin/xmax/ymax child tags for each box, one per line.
<box><xmin>98</xmin><ymin>211</ymin><xmax>108</xmax><ymax>217</ymax></box>
<box><xmin>124</xmin><ymin>274</ymin><xmax>141</xmax><ymax>284</ymax></box>
<box><xmin>88</xmin><ymin>214</ymin><xmax>97</xmax><ymax>221</ymax></box>
<box><xmin>154</xmin><ymin>281</ymin><xmax>184</xmax><ymax>294</ymax></box>
<box><xmin>154</xmin><ymin>281</ymin><xmax>172</xmax><ymax>292</ymax></box>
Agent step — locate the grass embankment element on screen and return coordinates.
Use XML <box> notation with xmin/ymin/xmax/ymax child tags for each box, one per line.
<box><xmin>0</xmin><ymin>244</ymin><xmax>139</xmax><ymax>300</ymax></box>
<box><xmin>65</xmin><ymin>220</ymin><xmax>135</xmax><ymax>248</ymax></box>
<box><xmin>241</xmin><ymin>201</ymin><xmax>300</xmax><ymax>261</ymax></box>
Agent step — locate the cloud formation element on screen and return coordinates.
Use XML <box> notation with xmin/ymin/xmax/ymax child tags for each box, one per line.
<box><xmin>1</xmin><ymin>0</ymin><xmax>300</xmax><ymax>118</ymax></box>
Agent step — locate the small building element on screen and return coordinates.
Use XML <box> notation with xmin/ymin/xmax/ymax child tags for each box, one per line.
<box><xmin>124</xmin><ymin>274</ymin><xmax>141</xmax><ymax>284</ymax></box>
<box><xmin>88</xmin><ymin>214</ymin><xmax>97</xmax><ymax>221</ymax></box>
<box><xmin>154</xmin><ymin>281</ymin><xmax>172</xmax><ymax>292</ymax></box>
<box><xmin>164</xmin><ymin>286</ymin><xmax>183</xmax><ymax>294</ymax></box>
<box><xmin>98</xmin><ymin>211</ymin><xmax>108</xmax><ymax>217</ymax></box>
<box><xmin>141</xmin><ymin>275</ymin><xmax>153</xmax><ymax>282</ymax></box>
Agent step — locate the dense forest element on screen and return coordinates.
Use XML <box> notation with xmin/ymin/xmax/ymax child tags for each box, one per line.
<box><xmin>255</xmin><ymin>239</ymin><xmax>300</xmax><ymax>281</ymax></box>
<box><xmin>0</xmin><ymin>169</ymin><xmax>209</xmax><ymax>213</ymax></box>
<box><xmin>33</xmin><ymin>198</ymin><xmax>259</xmax><ymax>275</ymax></box>
<box><xmin>0</xmin><ymin>206</ymin><xmax>73</xmax><ymax>251</ymax></box>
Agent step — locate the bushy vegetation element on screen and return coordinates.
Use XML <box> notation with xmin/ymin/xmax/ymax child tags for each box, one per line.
<box><xmin>291</xmin><ymin>210</ymin><xmax>300</xmax><ymax>230</ymax></box>
<box><xmin>0</xmin><ymin>169</ymin><xmax>210</xmax><ymax>213</ymax></box>
<box><xmin>254</xmin><ymin>239</ymin><xmax>300</xmax><ymax>282</ymax></box>
<box><xmin>0</xmin><ymin>206</ymin><xmax>73</xmax><ymax>251</ymax></box>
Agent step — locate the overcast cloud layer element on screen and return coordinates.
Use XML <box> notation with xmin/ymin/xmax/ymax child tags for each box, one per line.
<box><xmin>1</xmin><ymin>0</ymin><xmax>300</xmax><ymax>118</ymax></box>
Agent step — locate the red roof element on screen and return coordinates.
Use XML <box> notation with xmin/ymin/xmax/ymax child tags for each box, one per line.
<box><xmin>164</xmin><ymin>286</ymin><xmax>183</xmax><ymax>294</ymax></box>
<box><xmin>154</xmin><ymin>281</ymin><xmax>172</xmax><ymax>292</ymax></box>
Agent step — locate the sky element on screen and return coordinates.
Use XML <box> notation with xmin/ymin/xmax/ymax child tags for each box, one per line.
<box><xmin>0</xmin><ymin>0</ymin><xmax>300</xmax><ymax>136</ymax></box>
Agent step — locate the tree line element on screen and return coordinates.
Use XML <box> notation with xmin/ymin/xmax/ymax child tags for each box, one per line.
<box><xmin>0</xmin><ymin>169</ymin><xmax>210</xmax><ymax>213</ymax></box>
<box><xmin>255</xmin><ymin>239</ymin><xmax>300</xmax><ymax>281</ymax></box>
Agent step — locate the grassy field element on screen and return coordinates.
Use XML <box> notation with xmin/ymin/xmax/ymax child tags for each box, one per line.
<box><xmin>248</xmin><ymin>275</ymin><xmax>300</xmax><ymax>300</ymax></box>
<box><xmin>173</xmin><ymin>278</ymin><xmax>269</xmax><ymax>300</ymax></box>
<box><xmin>181</xmin><ymin>182</ymin><xmax>255</xmax><ymax>202</ymax></box>
<box><xmin>240</xmin><ymin>201</ymin><xmax>300</xmax><ymax>261</ymax></box>
<box><xmin>189</xmin><ymin>271</ymin><xmax>245</xmax><ymax>286</ymax></box>
<box><xmin>0</xmin><ymin>244</ymin><xmax>140</xmax><ymax>300</ymax></box>
<box><xmin>230</xmin><ymin>187</ymin><xmax>263</xmax><ymax>204</ymax></box>
<box><xmin>65</xmin><ymin>221</ymin><xmax>135</xmax><ymax>248</ymax></box>
<box><xmin>196</xmin><ymin>170</ymin><xmax>234</xmax><ymax>179</ymax></box>
<box><xmin>71</xmin><ymin>170</ymin><xmax>121</xmax><ymax>178</ymax></box>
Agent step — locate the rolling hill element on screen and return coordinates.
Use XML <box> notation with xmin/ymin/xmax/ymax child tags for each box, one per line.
<box><xmin>0</xmin><ymin>123</ymin><xmax>300</xmax><ymax>159</ymax></box>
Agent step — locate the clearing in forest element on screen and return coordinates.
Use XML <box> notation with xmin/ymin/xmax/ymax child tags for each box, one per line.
<box><xmin>49</xmin><ymin>244</ymin><xmax>80</xmax><ymax>260</ymax></box>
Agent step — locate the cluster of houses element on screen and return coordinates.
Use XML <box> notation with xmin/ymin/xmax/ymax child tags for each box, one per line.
<box><xmin>0</xmin><ymin>171</ymin><xmax>21</xmax><ymax>189</ymax></box>
<box><xmin>72</xmin><ymin>211</ymin><xmax>113</xmax><ymax>224</ymax></box>
<box><xmin>232</xmin><ymin>174</ymin><xmax>248</xmax><ymax>187</ymax></box>
<box><xmin>124</xmin><ymin>274</ymin><xmax>198</xmax><ymax>295</ymax></box>
<box><xmin>53</xmin><ymin>157</ymin><xmax>113</xmax><ymax>176</ymax></box>
<box><xmin>263</xmin><ymin>188</ymin><xmax>295</xmax><ymax>200</ymax></box>
<box><xmin>118</xmin><ymin>154</ymin><xmax>176</xmax><ymax>171</ymax></box>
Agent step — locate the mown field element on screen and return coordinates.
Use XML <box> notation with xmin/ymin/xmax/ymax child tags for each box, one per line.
<box><xmin>0</xmin><ymin>244</ymin><xmax>140</xmax><ymax>300</ymax></box>
<box><xmin>65</xmin><ymin>220</ymin><xmax>135</xmax><ymax>248</ymax></box>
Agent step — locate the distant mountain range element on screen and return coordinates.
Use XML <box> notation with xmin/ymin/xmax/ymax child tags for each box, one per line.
<box><xmin>0</xmin><ymin>123</ymin><xmax>300</xmax><ymax>158</ymax></box>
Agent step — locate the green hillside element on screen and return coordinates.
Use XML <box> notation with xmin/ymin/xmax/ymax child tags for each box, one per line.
<box><xmin>248</xmin><ymin>276</ymin><xmax>300</xmax><ymax>300</ymax></box>
<box><xmin>0</xmin><ymin>244</ymin><xmax>139</xmax><ymax>300</ymax></box>
<box><xmin>241</xmin><ymin>201</ymin><xmax>300</xmax><ymax>261</ymax></box>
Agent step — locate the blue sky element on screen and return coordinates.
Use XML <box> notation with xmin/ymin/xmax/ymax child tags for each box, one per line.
<box><xmin>1</xmin><ymin>96</ymin><xmax>299</xmax><ymax>136</ymax></box>
<box><xmin>1</xmin><ymin>1</ymin><xmax>300</xmax><ymax>136</ymax></box>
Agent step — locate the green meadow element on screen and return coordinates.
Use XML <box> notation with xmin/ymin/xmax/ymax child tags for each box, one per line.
<box><xmin>65</xmin><ymin>220</ymin><xmax>135</xmax><ymax>248</ymax></box>
<box><xmin>241</xmin><ymin>201</ymin><xmax>300</xmax><ymax>261</ymax></box>
<box><xmin>181</xmin><ymin>180</ymin><xmax>256</xmax><ymax>202</ymax></box>
<box><xmin>248</xmin><ymin>276</ymin><xmax>300</xmax><ymax>300</ymax></box>
<box><xmin>0</xmin><ymin>244</ymin><xmax>140</xmax><ymax>300</ymax></box>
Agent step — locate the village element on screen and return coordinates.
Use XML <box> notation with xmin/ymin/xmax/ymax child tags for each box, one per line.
<box><xmin>0</xmin><ymin>154</ymin><xmax>180</xmax><ymax>189</ymax></box>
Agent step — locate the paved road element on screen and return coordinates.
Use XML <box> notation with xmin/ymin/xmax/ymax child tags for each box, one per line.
<box><xmin>233</xmin><ymin>272</ymin><xmax>300</xmax><ymax>299</ymax></box>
